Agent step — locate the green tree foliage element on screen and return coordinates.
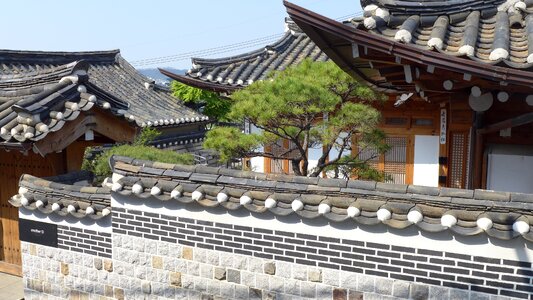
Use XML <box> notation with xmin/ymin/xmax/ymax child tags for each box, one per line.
<box><xmin>204</xmin><ymin>59</ymin><xmax>389</xmax><ymax>178</ymax></box>
<box><xmin>171</xmin><ymin>81</ymin><xmax>231</xmax><ymax>121</ymax></box>
<box><xmin>132</xmin><ymin>127</ymin><xmax>162</xmax><ymax>146</ymax></box>
<box><xmin>82</xmin><ymin>128</ymin><xmax>193</xmax><ymax>181</ymax></box>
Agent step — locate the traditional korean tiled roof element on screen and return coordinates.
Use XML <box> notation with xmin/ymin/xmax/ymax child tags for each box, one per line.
<box><xmin>110</xmin><ymin>155</ymin><xmax>533</xmax><ymax>242</ymax></box>
<box><xmin>0</xmin><ymin>49</ymin><xmax>207</xmax><ymax>149</ymax></box>
<box><xmin>9</xmin><ymin>171</ymin><xmax>111</xmax><ymax>219</ymax></box>
<box><xmin>357</xmin><ymin>0</ymin><xmax>533</xmax><ymax>68</ymax></box>
<box><xmin>160</xmin><ymin>19</ymin><xmax>328</xmax><ymax>93</ymax></box>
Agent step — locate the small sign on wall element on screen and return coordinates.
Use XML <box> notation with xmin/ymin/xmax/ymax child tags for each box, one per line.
<box><xmin>440</xmin><ymin>109</ymin><xmax>447</xmax><ymax>145</ymax></box>
<box><xmin>19</xmin><ymin>219</ymin><xmax>58</xmax><ymax>247</ymax></box>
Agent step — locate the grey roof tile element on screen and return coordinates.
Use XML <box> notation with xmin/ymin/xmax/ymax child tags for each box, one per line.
<box><xmin>189</xmin><ymin>173</ymin><xmax>220</xmax><ymax>184</ymax></box>
<box><xmin>474</xmin><ymin>189</ymin><xmax>511</xmax><ymax>202</ymax></box>
<box><xmin>346</xmin><ymin>180</ymin><xmax>377</xmax><ymax>191</ymax></box>
<box><xmin>356</xmin><ymin>1</ymin><xmax>533</xmax><ymax>69</ymax></box>
<box><xmin>0</xmin><ymin>49</ymin><xmax>206</xmax><ymax>149</ymax></box>
<box><xmin>161</xmin><ymin>19</ymin><xmax>328</xmax><ymax>93</ymax></box>
<box><xmin>9</xmin><ymin>172</ymin><xmax>110</xmax><ymax>219</ymax></box>
<box><xmin>440</xmin><ymin>187</ymin><xmax>474</xmax><ymax>198</ymax></box>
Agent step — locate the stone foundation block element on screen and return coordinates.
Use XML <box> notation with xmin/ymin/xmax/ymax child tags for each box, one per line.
<box><xmin>333</xmin><ymin>287</ymin><xmax>348</xmax><ymax>300</ymax></box>
<box><xmin>227</xmin><ymin>269</ymin><xmax>241</xmax><ymax>284</ymax></box>
<box><xmin>410</xmin><ymin>283</ymin><xmax>429</xmax><ymax>300</ymax></box>
<box><xmin>170</xmin><ymin>272</ymin><xmax>182</xmax><ymax>287</ymax></box>
<box><xmin>214</xmin><ymin>267</ymin><xmax>226</xmax><ymax>280</ymax></box>
<box><xmin>60</xmin><ymin>263</ymin><xmax>69</xmax><ymax>276</ymax></box>
<box><xmin>392</xmin><ymin>280</ymin><xmax>410</xmax><ymax>298</ymax></box>
<box><xmin>183</xmin><ymin>246</ymin><xmax>193</xmax><ymax>260</ymax></box>
<box><xmin>264</xmin><ymin>261</ymin><xmax>276</xmax><ymax>275</ymax></box>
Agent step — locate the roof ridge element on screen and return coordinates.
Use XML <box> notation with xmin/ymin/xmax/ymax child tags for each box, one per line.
<box><xmin>115</xmin><ymin>54</ymin><xmax>172</xmax><ymax>92</ymax></box>
<box><xmin>190</xmin><ymin>32</ymin><xmax>296</xmax><ymax>67</ymax></box>
<box><xmin>0</xmin><ymin>60</ymin><xmax>88</xmax><ymax>86</ymax></box>
<box><xmin>0</xmin><ymin>49</ymin><xmax>120</xmax><ymax>64</ymax></box>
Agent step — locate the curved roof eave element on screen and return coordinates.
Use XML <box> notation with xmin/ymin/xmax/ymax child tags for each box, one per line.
<box><xmin>284</xmin><ymin>1</ymin><xmax>533</xmax><ymax>88</ymax></box>
<box><xmin>159</xmin><ymin>68</ymin><xmax>239</xmax><ymax>93</ymax></box>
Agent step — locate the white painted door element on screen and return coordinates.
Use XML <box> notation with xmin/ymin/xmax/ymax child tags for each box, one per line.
<box><xmin>413</xmin><ymin>135</ymin><xmax>440</xmax><ymax>187</ymax></box>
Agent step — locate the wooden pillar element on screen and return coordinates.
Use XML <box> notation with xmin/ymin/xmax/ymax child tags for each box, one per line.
<box><xmin>264</xmin><ymin>145</ymin><xmax>272</xmax><ymax>174</ymax></box>
<box><xmin>65</xmin><ymin>141</ymin><xmax>97</xmax><ymax>172</ymax></box>
<box><xmin>472</xmin><ymin>112</ymin><xmax>484</xmax><ymax>189</ymax></box>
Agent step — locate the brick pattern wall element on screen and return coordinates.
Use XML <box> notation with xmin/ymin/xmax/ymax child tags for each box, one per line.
<box><xmin>113</xmin><ymin>207</ymin><xmax>533</xmax><ymax>300</ymax></box>
<box><xmin>58</xmin><ymin>225</ymin><xmax>112</xmax><ymax>258</ymax></box>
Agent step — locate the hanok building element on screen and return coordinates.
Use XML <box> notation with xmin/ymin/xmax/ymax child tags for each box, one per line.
<box><xmin>161</xmin><ymin>19</ymin><xmax>468</xmax><ymax>188</ymax></box>
<box><xmin>284</xmin><ymin>0</ymin><xmax>533</xmax><ymax>194</ymax></box>
<box><xmin>0</xmin><ymin>49</ymin><xmax>207</xmax><ymax>275</ymax></box>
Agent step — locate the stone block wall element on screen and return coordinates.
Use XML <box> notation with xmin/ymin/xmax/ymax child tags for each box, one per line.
<box><xmin>23</xmin><ymin>235</ymin><xmax>509</xmax><ymax>300</ymax></box>
<box><xmin>21</xmin><ymin>204</ymin><xmax>533</xmax><ymax>299</ymax></box>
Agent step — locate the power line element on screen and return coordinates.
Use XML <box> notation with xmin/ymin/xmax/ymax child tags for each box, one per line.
<box><xmin>132</xmin><ymin>34</ymin><xmax>284</xmax><ymax>66</ymax></box>
<box><xmin>132</xmin><ymin>11</ymin><xmax>363</xmax><ymax>67</ymax></box>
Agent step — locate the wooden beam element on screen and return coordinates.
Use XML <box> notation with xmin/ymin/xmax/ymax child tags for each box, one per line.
<box><xmin>478</xmin><ymin>111</ymin><xmax>533</xmax><ymax>134</ymax></box>
<box><xmin>91</xmin><ymin>109</ymin><xmax>136</xmax><ymax>143</ymax></box>
<box><xmin>34</xmin><ymin>115</ymin><xmax>94</xmax><ymax>156</ymax></box>
<box><xmin>34</xmin><ymin>109</ymin><xmax>136</xmax><ymax>156</ymax></box>
<box><xmin>65</xmin><ymin>141</ymin><xmax>99</xmax><ymax>172</ymax></box>
<box><xmin>472</xmin><ymin>130</ymin><xmax>484</xmax><ymax>189</ymax></box>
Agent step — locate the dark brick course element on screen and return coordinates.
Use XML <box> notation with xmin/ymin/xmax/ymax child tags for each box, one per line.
<box><xmin>58</xmin><ymin>225</ymin><xmax>111</xmax><ymax>258</ymax></box>
<box><xmin>112</xmin><ymin>207</ymin><xmax>533</xmax><ymax>299</ymax></box>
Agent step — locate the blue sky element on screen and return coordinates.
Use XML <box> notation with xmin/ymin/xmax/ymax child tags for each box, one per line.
<box><xmin>0</xmin><ymin>1</ymin><xmax>360</xmax><ymax>69</ymax></box>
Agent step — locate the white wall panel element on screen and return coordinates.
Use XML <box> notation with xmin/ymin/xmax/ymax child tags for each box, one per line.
<box><xmin>413</xmin><ymin>135</ymin><xmax>439</xmax><ymax>187</ymax></box>
<box><xmin>488</xmin><ymin>154</ymin><xmax>533</xmax><ymax>193</ymax></box>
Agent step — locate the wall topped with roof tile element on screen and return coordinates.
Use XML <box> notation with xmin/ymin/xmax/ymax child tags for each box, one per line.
<box><xmin>21</xmin><ymin>199</ymin><xmax>533</xmax><ymax>299</ymax></box>
<box><xmin>13</xmin><ymin>156</ymin><xmax>533</xmax><ymax>299</ymax></box>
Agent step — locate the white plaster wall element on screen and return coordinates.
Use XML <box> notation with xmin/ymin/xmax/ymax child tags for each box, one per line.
<box><xmin>249</xmin><ymin>124</ymin><xmax>265</xmax><ymax>173</ymax></box>
<box><xmin>19</xmin><ymin>208</ymin><xmax>112</xmax><ymax>233</ymax></box>
<box><xmin>307</xmin><ymin>145</ymin><xmax>322</xmax><ymax>176</ymax></box>
<box><xmin>249</xmin><ymin>157</ymin><xmax>264</xmax><ymax>173</ymax></box>
<box><xmin>112</xmin><ymin>193</ymin><xmax>533</xmax><ymax>262</ymax></box>
<box><xmin>413</xmin><ymin>135</ymin><xmax>439</xmax><ymax>187</ymax></box>
<box><xmin>487</xmin><ymin>154</ymin><xmax>533</xmax><ymax>193</ymax></box>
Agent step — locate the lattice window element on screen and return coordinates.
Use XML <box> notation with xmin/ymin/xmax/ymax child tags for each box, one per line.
<box><xmin>385</xmin><ymin>117</ymin><xmax>408</xmax><ymax>126</ymax></box>
<box><xmin>359</xmin><ymin>143</ymin><xmax>380</xmax><ymax>170</ymax></box>
<box><xmin>449</xmin><ymin>132</ymin><xmax>468</xmax><ymax>189</ymax></box>
<box><xmin>358</xmin><ymin>136</ymin><xmax>407</xmax><ymax>184</ymax></box>
<box><xmin>384</xmin><ymin>137</ymin><xmax>407</xmax><ymax>184</ymax></box>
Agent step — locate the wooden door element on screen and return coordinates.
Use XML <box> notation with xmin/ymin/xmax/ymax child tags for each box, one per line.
<box><xmin>265</xmin><ymin>139</ymin><xmax>298</xmax><ymax>174</ymax></box>
<box><xmin>0</xmin><ymin>150</ymin><xmax>65</xmax><ymax>275</ymax></box>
